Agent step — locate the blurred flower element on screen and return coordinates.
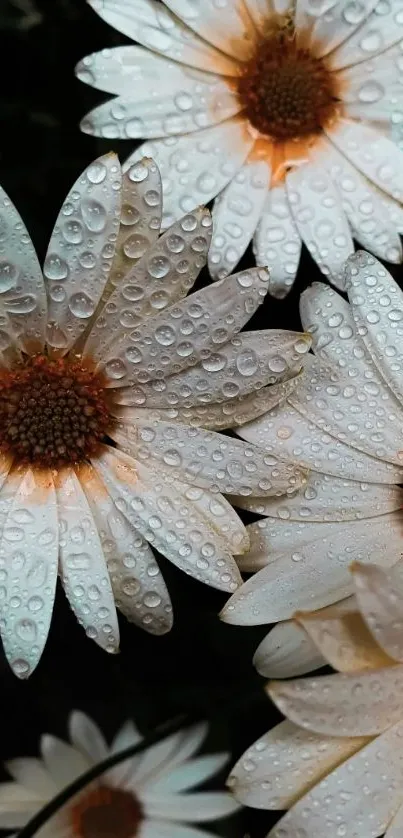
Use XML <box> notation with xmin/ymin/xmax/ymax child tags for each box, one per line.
<box><xmin>221</xmin><ymin>251</ymin><xmax>403</xmax><ymax>678</ymax></box>
<box><xmin>1</xmin><ymin>710</ymin><xmax>239</xmax><ymax>837</ymax></box>
<box><xmin>0</xmin><ymin>152</ymin><xmax>309</xmax><ymax>677</ymax></box>
<box><xmin>229</xmin><ymin>560</ymin><xmax>403</xmax><ymax>838</ymax></box>
<box><xmin>77</xmin><ymin>0</ymin><xmax>403</xmax><ymax>297</ymax></box>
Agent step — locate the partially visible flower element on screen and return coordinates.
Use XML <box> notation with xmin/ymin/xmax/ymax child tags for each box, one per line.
<box><xmin>77</xmin><ymin>0</ymin><xmax>403</xmax><ymax>298</ymax></box>
<box><xmin>0</xmin><ymin>152</ymin><xmax>309</xmax><ymax>677</ymax></box>
<box><xmin>1</xmin><ymin>710</ymin><xmax>239</xmax><ymax>837</ymax></box>
<box><xmin>221</xmin><ymin>251</ymin><xmax>403</xmax><ymax>678</ymax></box>
<box><xmin>229</xmin><ymin>560</ymin><xmax>403</xmax><ymax>838</ymax></box>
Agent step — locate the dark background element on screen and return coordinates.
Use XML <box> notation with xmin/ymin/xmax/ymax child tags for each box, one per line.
<box><xmin>0</xmin><ymin>1</ymin><xmax>400</xmax><ymax>836</ymax></box>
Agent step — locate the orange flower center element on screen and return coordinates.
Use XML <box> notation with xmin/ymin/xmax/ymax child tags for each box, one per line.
<box><xmin>0</xmin><ymin>355</ymin><xmax>114</xmax><ymax>467</ymax></box>
<box><xmin>71</xmin><ymin>786</ymin><xmax>143</xmax><ymax>838</ymax></box>
<box><xmin>237</xmin><ymin>26</ymin><xmax>340</xmax><ymax>141</ymax></box>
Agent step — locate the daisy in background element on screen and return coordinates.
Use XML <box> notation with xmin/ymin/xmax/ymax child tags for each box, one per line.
<box><xmin>0</xmin><ymin>152</ymin><xmax>309</xmax><ymax>678</ymax></box>
<box><xmin>221</xmin><ymin>250</ymin><xmax>403</xmax><ymax>679</ymax></box>
<box><xmin>0</xmin><ymin>710</ymin><xmax>239</xmax><ymax>837</ymax></box>
<box><xmin>229</xmin><ymin>560</ymin><xmax>403</xmax><ymax>838</ymax></box>
<box><xmin>77</xmin><ymin>0</ymin><xmax>403</xmax><ymax>299</ymax></box>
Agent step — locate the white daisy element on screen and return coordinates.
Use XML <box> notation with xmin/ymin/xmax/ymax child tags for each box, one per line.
<box><xmin>221</xmin><ymin>250</ymin><xmax>403</xmax><ymax>678</ymax></box>
<box><xmin>77</xmin><ymin>0</ymin><xmax>403</xmax><ymax>298</ymax></box>
<box><xmin>0</xmin><ymin>710</ymin><xmax>239</xmax><ymax>838</ymax></box>
<box><xmin>229</xmin><ymin>561</ymin><xmax>403</xmax><ymax>838</ymax></box>
<box><xmin>0</xmin><ymin>152</ymin><xmax>309</xmax><ymax>678</ymax></box>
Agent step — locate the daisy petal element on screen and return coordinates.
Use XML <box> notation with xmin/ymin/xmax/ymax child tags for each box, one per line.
<box><xmin>246</xmin><ymin>0</ymin><xmax>289</xmax><ymax>29</ymax></box>
<box><xmin>43</xmin><ymin>154</ymin><xmax>122</xmax><ymax>355</ymax></box>
<box><xmin>253</xmin><ymin>620</ymin><xmax>327</xmax><ymax>678</ymax></box>
<box><xmin>269</xmin><ymin>722</ymin><xmax>403</xmax><ymax>838</ymax></box>
<box><xmin>87</xmin><ymin>0</ymin><xmax>240</xmax><ymax>75</ymax></box>
<box><xmin>0</xmin><ymin>783</ymin><xmax>39</xmax><ymax>830</ymax></box>
<box><xmin>253</xmin><ymin>184</ymin><xmax>302</xmax><ymax>299</ymax></box>
<box><xmin>126</xmin><ymin>120</ymin><xmax>254</xmax><ymax>229</ymax></box>
<box><xmin>95</xmin><ymin>447</ymin><xmax>242</xmax><ymax>592</ymax></box>
<box><xmin>100</xmin><ymin>266</ymin><xmax>270</xmax><ymax>388</ymax></box>
<box><xmin>162</xmin><ymin>0</ymin><xmax>256</xmax><ymax>60</ymax></box>
<box><xmin>142</xmin><ymin>791</ymin><xmax>239</xmax><ymax>822</ymax></box>
<box><xmin>77</xmin><ymin>462</ymin><xmax>173</xmax><ymax>635</ymax></box>
<box><xmin>330</xmin><ymin>1</ymin><xmax>403</xmax><ymax>69</ymax></box>
<box><xmin>346</xmin><ymin>251</ymin><xmax>403</xmax><ymax>406</ymax></box>
<box><xmin>221</xmin><ymin>511</ymin><xmax>403</xmax><ymax>624</ymax></box>
<box><xmin>326</xmin><ymin>119</ymin><xmax>403</xmax><ymax>203</ymax></box>
<box><xmin>145</xmin><ymin>753</ymin><xmax>228</xmax><ymax>794</ymax></box>
<box><xmin>269</xmin><ymin>665</ymin><xmax>403</xmax><ymax>736</ymax></box>
<box><xmin>208</xmin><ymin>159</ymin><xmax>270</xmax><ymax>280</ymax></box>
<box><xmin>297</xmin><ymin>597</ymin><xmax>393</xmax><ymax>672</ymax></box>
<box><xmin>0</xmin><ymin>186</ymin><xmax>46</xmax><ymax>354</ymax></box>
<box><xmin>229</xmin><ymin>719</ymin><xmax>367</xmax><ymax>810</ymax></box>
<box><xmin>286</xmin><ymin>163</ymin><xmax>353</xmax><ymax>289</ymax></box>
<box><xmin>113</xmin><ymin>419</ymin><xmax>306</xmax><ymax>496</ymax></box>
<box><xmin>5</xmin><ymin>758</ymin><xmax>56</xmax><ymax>798</ymax></box>
<box><xmin>56</xmin><ymin>469</ymin><xmax>120</xmax><ymax>654</ymax></box>
<box><xmin>386</xmin><ymin>802</ymin><xmax>403</xmax><ymax>837</ymax></box>
<box><xmin>0</xmin><ymin>468</ymin><xmax>58</xmax><ymax>679</ymax></box>
<box><xmin>85</xmin><ymin>206</ymin><xmax>212</xmax><ymax>362</ymax></box>
<box><xmin>238</xmin><ymin>400</ymin><xmax>403</xmax><ymax>483</ymax></box>
<box><xmin>352</xmin><ymin>562</ymin><xmax>403</xmax><ymax>663</ymax></box>
<box><xmin>140</xmin><ymin>822</ymin><xmax>218</xmax><ymax>838</ymax></box>
<box><xmin>68</xmin><ymin>711</ymin><xmax>108</xmax><ymax>763</ymax></box>
<box><xmin>40</xmin><ymin>735</ymin><xmax>91</xmax><ymax>787</ymax></box>
<box><xmin>297</xmin><ymin>0</ymin><xmax>378</xmax><ymax>58</ymax></box>
<box><xmin>127</xmin><ymin>724</ymin><xmax>207</xmax><ymax>788</ymax></box>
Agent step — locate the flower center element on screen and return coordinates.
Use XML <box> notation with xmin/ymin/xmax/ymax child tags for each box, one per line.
<box><xmin>0</xmin><ymin>355</ymin><xmax>113</xmax><ymax>467</ymax></box>
<box><xmin>71</xmin><ymin>786</ymin><xmax>143</xmax><ymax>838</ymax></box>
<box><xmin>237</xmin><ymin>26</ymin><xmax>340</xmax><ymax>141</ymax></box>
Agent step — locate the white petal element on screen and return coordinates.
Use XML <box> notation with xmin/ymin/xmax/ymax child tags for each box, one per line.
<box><xmin>245</xmin><ymin>0</ymin><xmax>278</xmax><ymax>29</ymax></box>
<box><xmin>56</xmin><ymin>469</ymin><xmax>120</xmax><ymax>653</ymax></box>
<box><xmin>221</xmin><ymin>511</ymin><xmax>403</xmax><ymax>624</ymax></box>
<box><xmin>95</xmin><ymin>447</ymin><xmax>242</xmax><ymax>592</ymax></box>
<box><xmin>238</xmin><ymin>399</ymin><xmax>403</xmax><ymax>483</ymax></box>
<box><xmin>162</xmin><ymin>0</ymin><xmax>256</xmax><ymax>59</ymax></box>
<box><xmin>68</xmin><ymin>711</ymin><xmax>108</xmax><ymax>763</ymax></box>
<box><xmin>88</xmin><ymin>0</ymin><xmax>240</xmax><ymax>75</ymax></box>
<box><xmin>85</xmin><ymin>206</ymin><xmax>212</xmax><ymax>362</ymax></box>
<box><xmin>296</xmin><ymin>0</ymin><xmax>378</xmax><ymax>58</ymax></box>
<box><xmin>0</xmin><ymin>185</ymin><xmax>46</xmax><ymax>354</ymax></box>
<box><xmin>386</xmin><ymin>802</ymin><xmax>403</xmax><ymax>838</ymax></box>
<box><xmin>142</xmin><ymin>792</ymin><xmax>239</xmax><ymax>822</ymax></box>
<box><xmin>326</xmin><ymin>119</ymin><xmax>403</xmax><ymax>203</ymax></box>
<box><xmin>77</xmin><ymin>462</ymin><xmax>173</xmax><ymax>635</ymax></box>
<box><xmin>229</xmin><ymin>719</ymin><xmax>367</xmax><ymax>810</ymax></box>
<box><xmin>139</xmin><ymin>821</ymin><xmax>218</xmax><ymax>838</ymax></box>
<box><xmin>128</xmin><ymin>727</ymin><xmax>199</xmax><ymax>787</ymax></box>
<box><xmin>269</xmin><ymin>665</ymin><xmax>403</xmax><ymax>736</ymax></box>
<box><xmin>0</xmin><ymin>782</ymin><xmax>40</xmax><ymax>829</ymax></box>
<box><xmin>125</xmin><ymin>120</ymin><xmax>254</xmax><ymax>229</ymax></box>
<box><xmin>43</xmin><ymin>154</ymin><xmax>122</xmax><ymax>355</ymax></box>
<box><xmin>0</xmin><ymin>468</ymin><xmax>58</xmax><ymax>678</ymax></box>
<box><xmin>253</xmin><ymin>620</ymin><xmax>327</xmax><ymax>678</ymax></box>
<box><xmin>345</xmin><ymin>251</ymin><xmax>403</xmax><ymax>406</ymax></box>
<box><xmin>145</xmin><ymin>753</ymin><xmax>228</xmax><ymax>794</ymax></box>
<box><xmin>330</xmin><ymin>0</ymin><xmax>403</xmax><ymax>69</ymax></box>
<box><xmin>40</xmin><ymin>735</ymin><xmax>91</xmax><ymax>787</ymax></box>
<box><xmin>99</xmin><ymin>266</ymin><xmax>270</xmax><ymax>388</ymax></box>
<box><xmin>352</xmin><ymin>562</ymin><xmax>403</xmax><ymax>663</ymax></box>
<box><xmin>111</xmin><ymin>720</ymin><xmax>142</xmax><ymax>753</ymax></box>
<box><xmin>108</xmin><ymin>720</ymin><xmax>143</xmax><ymax>787</ymax></box>
<box><xmin>5</xmin><ymin>759</ymin><xmax>57</xmax><ymax>797</ymax></box>
<box><xmin>287</xmin><ymin>163</ymin><xmax>353</xmax><ymax>289</ymax></box>
<box><xmin>253</xmin><ymin>184</ymin><xmax>301</xmax><ymax>299</ymax></box>
<box><xmin>209</xmin><ymin>159</ymin><xmax>270</xmax><ymax>280</ymax></box>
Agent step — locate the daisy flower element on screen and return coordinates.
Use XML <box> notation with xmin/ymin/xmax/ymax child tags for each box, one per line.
<box><xmin>0</xmin><ymin>710</ymin><xmax>239</xmax><ymax>838</ymax></box>
<box><xmin>76</xmin><ymin>0</ymin><xmax>403</xmax><ymax>298</ymax></box>
<box><xmin>229</xmin><ymin>560</ymin><xmax>403</xmax><ymax>838</ymax></box>
<box><xmin>221</xmin><ymin>250</ymin><xmax>403</xmax><ymax>678</ymax></box>
<box><xmin>0</xmin><ymin>152</ymin><xmax>309</xmax><ymax>678</ymax></box>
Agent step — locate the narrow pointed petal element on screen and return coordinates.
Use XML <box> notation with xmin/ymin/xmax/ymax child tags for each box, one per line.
<box><xmin>128</xmin><ymin>723</ymin><xmax>207</xmax><ymax>786</ymax></box>
<box><xmin>125</xmin><ymin>120</ymin><xmax>254</xmax><ymax>229</ymax></box>
<box><xmin>40</xmin><ymin>735</ymin><xmax>91</xmax><ymax>786</ymax></box>
<box><xmin>140</xmin><ymin>824</ymin><xmax>218</xmax><ymax>838</ymax></box>
<box><xmin>69</xmin><ymin>710</ymin><xmax>108</xmax><ymax>762</ymax></box>
<box><xmin>0</xmin><ymin>782</ymin><xmax>40</xmax><ymax>829</ymax></box>
<box><xmin>253</xmin><ymin>184</ymin><xmax>301</xmax><ymax>299</ymax></box>
<box><xmin>229</xmin><ymin>719</ymin><xmax>367</xmax><ymax>810</ymax></box>
<box><xmin>56</xmin><ymin>469</ymin><xmax>120</xmax><ymax>654</ymax></box>
<box><xmin>330</xmin><ymin>1</ymin><xmax>403</xmax><ymax>69</ymax></box>
<box><xmin>253</xmin><ymin>620</ymin><xmax>327</xmax><ymax>678</ymax></box>
<box><xmin>162</xmin><ymin>0</ymin><xmax>256</xmax><ymax>60</ymax></box>
<box><xmin>142</xmin><ymin>791</ymin><xmax>239</xmax><ymax>822</ymax></box>
<box><xmin>209</xmin><ymin>159</ymin><xmax>270</xmax><ymax>280</ymax></box>
<box><xmin>0</xmin><ymin>468</ymin><xmax>58</xmax><ymax>678</ymax></box>
<box><xmin>145</xmin><ymin>753</ymin><xmax>229</xmax><ymax>794</ymax></box>
<box><xmin>5</xmin><ymin>758</ymin><xmax>57</xmax><ymax>797</ymax></box>
<box><xmin>352</xmin><ymin>562</ymin><xmax>403</xmax><ymax>663</ymax></box>
<box><xmin>297</xmin><ymin>0</ymin><xmax>378</xmax><ymax>58</ymax></box>
<box><xmin>326</xmin><ymin>120</ymin><xmax>403</xmax><ymax>203</ymax></box>
<box><xmin>43</xmin><ymin>154</ymin><xmax>122</xmax><ymax>355</ymax></box>
<box><xmin>269</xmin><ymin>665</ymin><xmax>403</xmax><ymax>736</ymax></box>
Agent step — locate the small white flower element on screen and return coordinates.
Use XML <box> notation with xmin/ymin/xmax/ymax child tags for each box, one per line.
<box><xmin>1</xmin><ymin>711</ymin><xmax>240</xmax><ymax>838</ymax></box>
<box><xmin>221</xmin><ymin>250</ymin><xmax>403</xmax><ymax>678</ymax></box>
<box><xmin>78</xmin><ymin>0</ymin><xmax>403</xmax><ymax>297</ymax></box>
<box><xmin>0</xmin><ymin>152</ymin><xmax>308</xmax><ymax>678</ymax></box>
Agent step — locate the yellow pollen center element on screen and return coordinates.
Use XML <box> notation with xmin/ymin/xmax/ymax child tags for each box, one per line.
<box><xmin>237</xmin><ymin>29</ymin><xmax>340</xmax><ymax>141</ymax></box>
<box><xmin>71</xmin><ymin>786</ymin><xmax>143</xmax><ymax>838</ymax></box>
<box><xmin>0</xmin><ymin>355</ymin><xmax>114</xmax><ymax>468</ymax></box>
